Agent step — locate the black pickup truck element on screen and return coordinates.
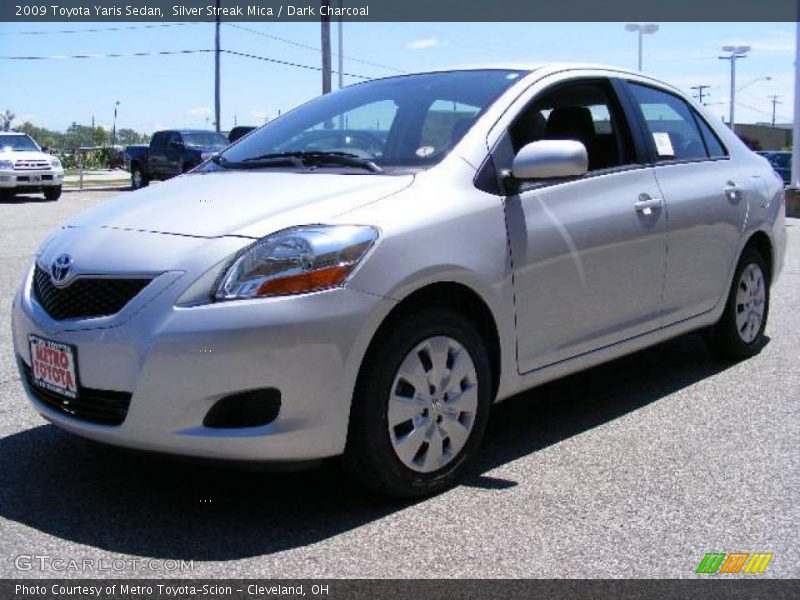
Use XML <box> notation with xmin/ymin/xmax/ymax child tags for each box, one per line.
<box><xmin>126</xmin><ymin>129</ymin><xmax>228</xmax><ymax>190</ymax></box>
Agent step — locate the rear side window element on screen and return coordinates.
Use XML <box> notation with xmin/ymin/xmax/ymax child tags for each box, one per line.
<box><xmin>151</xmin><ymin>132</ymin><xmax>168</xmax><ymax>148</ymax></box>
<box><xmin>692</xmin><ymin>112</ymin><xmax>728</xmax><ymax>158</ymax></box>
<box><xmin>628</xmin><ymin>83</ymin><xmax>708</xmax><ymax>162</ymax></box>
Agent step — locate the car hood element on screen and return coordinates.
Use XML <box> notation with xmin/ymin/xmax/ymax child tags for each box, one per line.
<box><xmin>187</xmin><ymin>145</ymin><xmax>226</xmax><ymax>152</ymax></box>
<box><xmin>66</xmin><ymin>171</ymin><xmax>414</xmax><ymax>238</ymax></box>
<box><xmin>0</xmin><ymin>150</ymin><xmax>50</xmax><ymax>161</ymax></box>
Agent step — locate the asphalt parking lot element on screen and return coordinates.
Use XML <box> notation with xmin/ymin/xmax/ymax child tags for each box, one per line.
<box><xmin>0</xmin><ymin>188</ymin><xmax>797</xmax><ymax>579</ymax></box>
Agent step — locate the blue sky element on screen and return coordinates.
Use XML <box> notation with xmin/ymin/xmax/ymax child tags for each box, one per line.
<box><xmin>0</xmin><ymin>21</ymin><xmax>795</xmax><ymax>133</ymax></box>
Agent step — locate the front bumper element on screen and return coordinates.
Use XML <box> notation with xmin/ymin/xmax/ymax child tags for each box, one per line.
<box><xmin>0</xmin><ymin>169</ymin><xmax>64</xmax><ymax>189</ymax></box>
<box><xmin>12</xmin><ymin>265</ymin><xmax>395</xmax><ymax>462</ymax></box>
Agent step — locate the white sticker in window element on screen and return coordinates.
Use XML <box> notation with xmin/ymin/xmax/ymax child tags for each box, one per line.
<box><xmin>653</xmin><ymin>132</ymin><xmax>674</xmax><ymax>157</ymax></box>
<box><xmin>416</xmin><ymin>145</ymin><xmax>435</xmax><ymax>158</ymax></box>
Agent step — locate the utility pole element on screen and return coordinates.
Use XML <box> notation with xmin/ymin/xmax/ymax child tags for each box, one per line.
<box><xmin>768</xmin><ymin>95</ymin><xmax>781</xmax><ymax>127</ymax></box>
<box><xmin>337</xmin><ymin>0</ymin><xmax>344</xmax><ymax>89</ymax></box>
<box><xmin>214</xmin><ymin>0</ymin><xmax>221</xmax><ymax>132</ymax></box>
<box><xmin>691</xmin><ymin>84</ymin><xmax>710</xmax><ymax>105</ymax></box>
<box><xmin>321</xmin><ymin>0</ymin><xmax>332</xmax><ymax>94</ymax></box>
<box><xmin>792</xmin><ymin>3</ymin><xmax>800</xmax><ymax>188</ymax></box>
<box><xmin>112</xmin><ymin>100</ymin><xmax>119</xmax><ymax>147</ymax></box>
<box><xmin>719</xmin><ymin>45</ymin><xmax>750</xmax><ymax>129</ymax></box>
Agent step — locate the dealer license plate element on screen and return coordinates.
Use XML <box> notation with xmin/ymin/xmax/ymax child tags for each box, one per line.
<box><xmin>28</xmin><ymin>334</ymin><xmax>78</xmax><ymax>399</ymax></box>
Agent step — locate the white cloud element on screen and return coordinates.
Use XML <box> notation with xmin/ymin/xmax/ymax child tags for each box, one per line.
<box><xmin>250</xmin><ymin>110</ymin><xmax>269</xmax><ymax>123</ymax></box>
<box><xmin>405</xmin><ymin>38</ymin><xmax>440</xmax><ymax>51</ymax></box>
<box><xmin>188</xmin><ymin>107</ymin><xmax>212</xmax><ymax>116</ymax></box>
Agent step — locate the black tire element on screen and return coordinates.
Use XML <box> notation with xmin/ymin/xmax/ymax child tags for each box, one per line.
<box><xmin>43</xmin><ymin>186</ymin><xmax>62</xmax><ymax>201</ymax></box>
<box><xmin>707</xmin><ymin>248</ymin><xmax>770</xmax><ymax>360</ymax></box>
<box><xmin>0</xmin><ymin>190</ymin><xmax>14</xmax><ymax>201</ymax></box>
<box><xmin>343</xmin><ymin>308</ymin><xmax>493</xmax><ymax>498</ymax></box>
<box><xmin>130</xmin><ymin>165</ymin><xmax>148</xmax><ymax>190</ymax></box>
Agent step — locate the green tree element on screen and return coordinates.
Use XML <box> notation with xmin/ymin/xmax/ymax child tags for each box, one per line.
<box><xmin>1</xmin><ymin>109</ymin><xmax>15</xmax><ymax>131</ymax></box>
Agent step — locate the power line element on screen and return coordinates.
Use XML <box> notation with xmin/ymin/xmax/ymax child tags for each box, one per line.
<box><xmin>0</xmin><ymin>47</ymin><xmax>372</xmax><ymax>79</ymax></box>
<box><xmin>0</xmin><ymin>23</ymin><xmax>205</xmax><ymax>36</ymax></box>
<box><xmin>221</xmin><ymin>49</ymin><xmax>370</xmax><ymax>79</ymax></box>
<box><xmin>0</xmin><ymin>49</ymin><xmax>213</xmax><ymax>60</ymax></box>
<box><xmin>735</xmin><ymin>100</ymin><xmax>792</xmax><ymax>123</ymax></box>
<box><xmin>226</xmin><ymin>23</ymin><xmax>406</xmax><ymax>74</ymax></box>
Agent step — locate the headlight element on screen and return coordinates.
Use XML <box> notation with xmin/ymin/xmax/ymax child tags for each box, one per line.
<box><xmin>0</xmin><ymin>160</ymin><xmax>13</xmax><ymax>170</ymax></box>
<box><xmin>50</xmin><ymin>158</ymin><xmax>62</xmax><ymax>169</ymax></box>
<box><xmin>215</xmin><ymin>225</ymin><xmax>379</xmax><ymax>300</ymax></box>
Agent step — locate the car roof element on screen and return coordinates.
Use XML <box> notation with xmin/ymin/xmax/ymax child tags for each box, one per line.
<box><xmin>170</xmin><ymin>129</ymin><xmax>226</xmax><ymax>134</ymax></box>
<box><xmin>0</xmin><ymin>131</ymin><xmax>30</xmax><ymax>135</ymax></box>
<box><xmin>391</xmin><ymin>62</ymin><xmax>637</xmax><ymax>77</ymax></box>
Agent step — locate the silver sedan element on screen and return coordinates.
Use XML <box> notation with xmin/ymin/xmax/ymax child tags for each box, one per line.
<box><xmin>12</xmin><ymin>64</ymin><xmax>786</xmax><ymax>497</ymax></box>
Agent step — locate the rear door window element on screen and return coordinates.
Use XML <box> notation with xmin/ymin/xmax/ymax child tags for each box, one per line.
<box><xmin>628</xmin><ymin>83</ymin><xmax>708</xmax><ymax>162</ymax></box>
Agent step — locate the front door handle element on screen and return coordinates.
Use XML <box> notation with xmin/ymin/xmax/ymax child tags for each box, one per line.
<box><xmin>634</xmin><ymin>195</ymin><xmax>663</xmax><ymax>215</ymax></box>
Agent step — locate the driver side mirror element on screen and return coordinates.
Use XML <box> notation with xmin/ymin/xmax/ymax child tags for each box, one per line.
<box><xmin>511</xmin><ymin>140</ymin><xmax>588</xmax><ymax>180</ymax></box>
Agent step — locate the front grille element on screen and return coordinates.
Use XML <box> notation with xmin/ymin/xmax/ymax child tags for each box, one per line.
<box><xmin>19</xmin><ymin>359</ymin><xmax>132</xmax><ymax>426</ymax></box>
<box><xmin>14</xmin><ymin>160</ymin><xmax>50</xmax><ymax>170</ymax></box>
<box><xmin>33</xmin><ymin>265</ymin><xmax>152</xmax><ymax>321</ymax></box>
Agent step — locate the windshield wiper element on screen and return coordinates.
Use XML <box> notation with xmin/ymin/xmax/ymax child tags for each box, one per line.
<box><xmin>243</xmin><ymin>151</ymin><xmax>383</xmax><ymax>173</ymax></box>
<box><xmin>211</xmin><ymin>154</ymin><xmax>304</xmax><ymax>169</ymax></box>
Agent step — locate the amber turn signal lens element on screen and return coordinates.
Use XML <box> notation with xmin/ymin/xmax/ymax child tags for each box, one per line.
<box><xmin>255</xmin><ymin>264</ymin><xmax>352</xmax><ymax>296</ymax></box>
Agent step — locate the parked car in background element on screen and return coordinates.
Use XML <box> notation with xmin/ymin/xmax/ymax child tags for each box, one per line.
<box><xmin>228</xmin><ymin>126</ymin><xmax>256</xmax><ymax>143</ymax></box>
<box><xmin>756</xmin><ymin>150</ymin><xmax>791</xmax><ymax>185</ymax></box>
<box><xmin>276</xmin><ymin>129</ymin><xmax>389</xmax><ymax>158</ymax></box>
<box><xmin>0</xmin><ymin>132</ymin><xmax>64</xmax><ymax>200</ymax></box>
<box><xmin>106</xmin><ymin>146</ymin><xmax>127</xmax><ymax>170</ymax></box>
<box><xmin>13</xmin><ymin>65</ymin><xmax>786</xmax><ymax>497</ymax></box>
<box><xmin>125</xmin><ymin>129</ymin><xmax>228</xmax><ymax>190</ymax></box>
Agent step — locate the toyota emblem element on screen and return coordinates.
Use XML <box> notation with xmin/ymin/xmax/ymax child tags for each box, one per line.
<box><xmin>50</xmin><ymin>253</ymin><xmax>73</xmax><ymax>284</ymax></box>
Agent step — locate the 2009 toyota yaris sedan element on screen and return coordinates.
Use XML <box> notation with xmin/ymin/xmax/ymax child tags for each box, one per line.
<box><xmin>12</xmin><ymin>64</ymin><xmax>786</xmax><ymax>497</ymax></box>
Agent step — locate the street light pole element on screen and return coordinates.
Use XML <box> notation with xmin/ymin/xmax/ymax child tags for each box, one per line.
<box><xmin>719</xmin><ymin>45</ymin><xmax>750</xmax><ymax>129</ymax></box>
<box><xmin>625</xmin><ymin>23</ymin><xmax>659</xmax><ymax>72</ymax></box>
<box><xmin>321</xmin><ymin>0</ymin><xmax>332</xmax><ymax>94</ymax></box>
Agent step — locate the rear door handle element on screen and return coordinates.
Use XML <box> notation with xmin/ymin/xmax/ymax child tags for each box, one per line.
<box><xmin>724</xmin><ymin>181</ymin><xmax>742</xmax><ymax>202</ymax></box>
<box><xmin>634</xmin><ymin>195</ymin><xmax>663</xmax><ymax>215</ymax></box>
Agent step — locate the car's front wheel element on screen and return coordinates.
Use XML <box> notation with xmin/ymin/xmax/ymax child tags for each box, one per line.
<box><xmin>130</xmin><ymin>165</ymin><xmax>148</xmax><ymax>190</ymax></box>
<box><xmin>43</xmin><ymin>186</ymin><xmax>62</xmax><ymax>201</ymax></box>
<box><xmin>344</xmin><ymin>308</ymin><xmax>493</xmax><ymax>498</ymax></box>
<box><xmin>707</xmin><ymin>248</ymin><xmax>770</xmax><ymax>360</ymax></box>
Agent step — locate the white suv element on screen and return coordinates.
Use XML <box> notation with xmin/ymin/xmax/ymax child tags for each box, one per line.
<box><xmin>0</xmin><ymin>132</ymin><xmax>64</xmax><ymax>200</ymax></box>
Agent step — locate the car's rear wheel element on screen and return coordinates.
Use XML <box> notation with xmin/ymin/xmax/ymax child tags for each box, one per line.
<box><xmin>43</xmin><ymin>186</ymin><xmax>62</xmax><ymax>201</ymax></box>
<box><xmin>131</xmin><ymin>165</ymin><xmax>148</xmax><ymax>190</ymax></box>
<box><xmin>707</xmin><ymin>248</ymin><xmax>770</xmax><ymax>360</ymax></box>
<box><xmin>344</xmin><ymin>308</ymin><xmax>492</xmax><ymax>498</ymax></box>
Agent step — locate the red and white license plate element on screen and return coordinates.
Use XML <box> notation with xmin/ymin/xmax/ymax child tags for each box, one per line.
<box><xmin>29</xmin><ymin>335</ymin><xmax>78</xmax><ymax>399</ymax></box>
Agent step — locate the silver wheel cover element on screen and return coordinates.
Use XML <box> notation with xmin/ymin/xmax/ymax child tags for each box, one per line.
<box><xmin>735</xmin><ymin>262</ymin><xmax>766</xmax><ymax>343</ymax></box>
<box><xmin>387</xmin><ymin>336</ymin><xmax>479</xmax><ymax>473</ymax></box>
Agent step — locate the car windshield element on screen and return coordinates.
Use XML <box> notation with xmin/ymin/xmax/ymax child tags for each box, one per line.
<box><xmin>207</xmin><ymin>69</ymin><xmax>527</xmax><ymax>172</ymax></box>
<box><xmin>0</xmin><ymin>134</ymin><xmax>40</xmax><ymax>152</ymax></box>
<box><xmin>183</xmin><ymin>133</ymin><xmax>229</xmax><ymax>148</ymax></box>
